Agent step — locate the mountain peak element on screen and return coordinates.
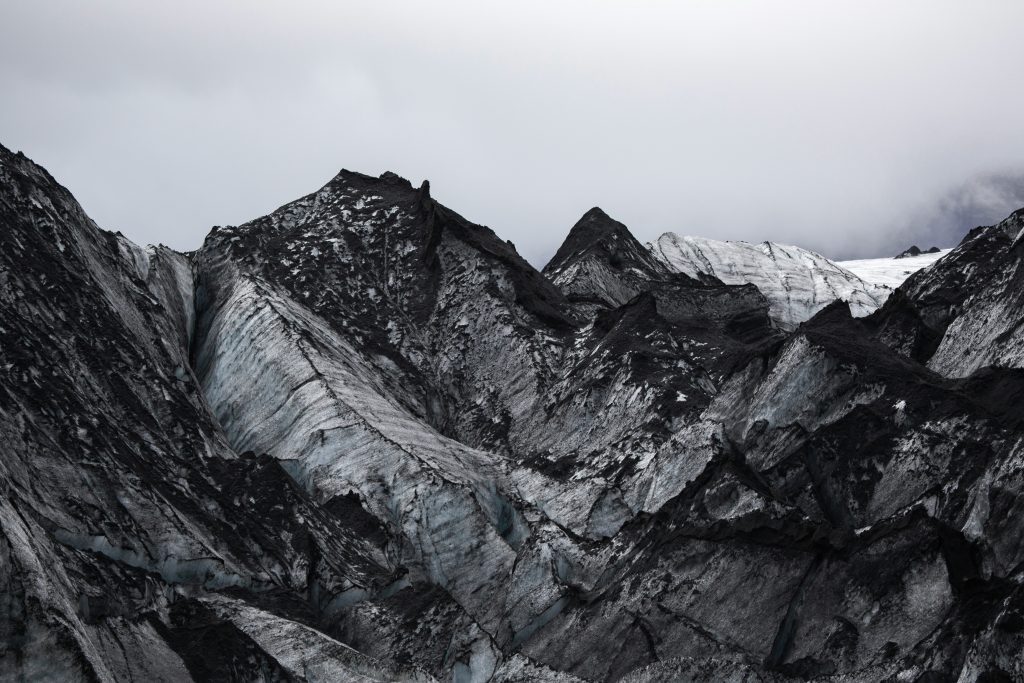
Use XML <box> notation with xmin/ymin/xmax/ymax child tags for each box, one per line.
<box><xmin>580</xmin><ymin>205</ymin><xmax>612</xmax><ymax>221</ymax></box>
<box><xmin>540</xmin><ymin>207</ymin><xmax>672</xmax><ymax>312</ymax></box>
<box><xmin>893</xmin><ymin>245</ymin><xmax>941</xmax><ymax>259</ymax></box>
<box><xmin>544</xmin><ymin>207</ymin><xmax>647</xmax><ymax>274</ymax></box>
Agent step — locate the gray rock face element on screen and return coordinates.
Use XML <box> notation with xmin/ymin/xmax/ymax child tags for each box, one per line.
<box><xmin>3</xmin><ymin>142</ymin><xmax>1024</xmax><ymax>681</ymax></box>
<box><xmin>0</xmin><ymin>147</ymin><xmax>434</xmax><ymax>681</ymax></box>
<box><xmin>872</xmin><ymin>209</ymin><xmax>1024</xmax><ymax>377</ymax></box>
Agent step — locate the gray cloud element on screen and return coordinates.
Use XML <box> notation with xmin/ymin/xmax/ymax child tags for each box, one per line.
<box><xmin>883</xmin><ymin>172</ymin><xmax>1024</xmax><ymax>256</ymax></box>
<box><xmin>3</xmin><ymin>1</ymin><xmax>1024</xmax><ymax>266</ymax></box>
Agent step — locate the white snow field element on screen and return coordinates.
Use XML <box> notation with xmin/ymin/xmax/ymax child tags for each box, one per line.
<box><xmin>838</xmin><ymin>249</ymin><xmax>952</xmax><ymax>288</ymax></box>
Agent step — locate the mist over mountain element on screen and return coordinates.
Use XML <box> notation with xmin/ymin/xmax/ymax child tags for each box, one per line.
<box><xmin>881</xmin><ymin>171</ymin><xmax>1024</xmax><ymax>256</ymax></box>
<box><xmin>4</xmin><ymin>2</ymin><xmax>1024</xmax><ymax>266</ymax></box>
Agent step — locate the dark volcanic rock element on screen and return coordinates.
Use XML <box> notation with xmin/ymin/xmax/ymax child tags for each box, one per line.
<box><xmin>542</xmin><ymin>207</ymin><xmax>674</xmax><ymax>313</ymax></box>
<box><xmin>897</xmin><ymin>245</ymin><xmax>944</xmax><ymax>258</ymax></box>
<box><xmin>895</xmin><ymin>245</ymin><xmax>923</xmax><ymax>258</ymax></box>
<box><xmin>871</xmin><ymin>208</ymin><xmax>1024</xmax><ymax>375</ymax></box>
<box><xmin>3</xmin><ymin>141</ymin><xmax>1024</xmax><ymax>681</ymax></box>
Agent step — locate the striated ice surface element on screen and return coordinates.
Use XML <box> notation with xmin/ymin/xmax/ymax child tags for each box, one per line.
<box><xmin>650</xmin><ymin>233</ymin><xmax>889</xmax><ymax>329</ymax></box>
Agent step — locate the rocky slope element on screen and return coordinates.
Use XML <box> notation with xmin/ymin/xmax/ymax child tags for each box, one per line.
<box><xmin>3</xmin><ymin>142</ymin><xmax>1024</xmax><ymax>681</ymax></box>
<box><xmin>870</xmin><ymin>210</ymin><xmax>1024</xmax><ymax>377</ymax></box>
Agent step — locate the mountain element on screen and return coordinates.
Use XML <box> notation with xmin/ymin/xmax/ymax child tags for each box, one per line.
<box><xmin>3</xmin><ymin>142</ymin><xmax>1024</xmax><ymax>681</ymax></box>
<box><xmin>870</xmin><ymin>209</ymin><xmax>1024</xmax><ymax>377</ymax></box>
<box><xmin>649</xmin><ymin>234</ymin><xmax>890</xmax><ymax>330</ymax></box>
<box><xmin>893</xmin><ymin>245</ymin><xmax>941</xmax><ymax>259</ymax></box>
<box><xmin>541</xmin><ymin>207</ymin><xmax>674</xmax><ymax>315</ymax></box>
<box><xmin>896</xmin><ymin>246</ymin><xmax>922</xmax><ymax>258</ymax></box>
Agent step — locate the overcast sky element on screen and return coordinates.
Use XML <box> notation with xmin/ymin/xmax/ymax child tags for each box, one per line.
<box><xmin>3</xmin><ymin>1</ymin><xmax>1024</xmax><ymax>265</ymax></box>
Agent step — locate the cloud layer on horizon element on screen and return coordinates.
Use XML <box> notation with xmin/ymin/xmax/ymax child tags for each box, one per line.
<box><xmin>3</xmin><ymin>1</ymin><xmax>1024</xmax><ymax>266</ymax></box>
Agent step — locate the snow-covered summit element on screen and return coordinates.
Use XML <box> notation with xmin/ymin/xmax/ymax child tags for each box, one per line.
<box><xmin>649</xmin><ymin>233</ymin><xmax>889</xmax><ymax>329</ymax></box>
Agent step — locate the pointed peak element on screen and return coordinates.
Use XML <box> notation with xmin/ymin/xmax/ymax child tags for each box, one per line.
<box><xmin>568</xmin><ymin>206</ymin><xmax>634</xmax><ymax>244</ymax></box>
<box><xmin>581</xmin><ymin>206</ymin><xmax>612</xmax><ymax>221</ymax></box>
<box><xmin>417</xmin><ymin>179</ymin><xmax>431</xmax><ymax>203</ymax></box>
<box><xmin>543</xmin><ymin>206</ymin><xmax>674</xmax><ymax>288</ymax></box>
<box><xmin>575</xmin><ymin>206</ymin><xmax>624</xmax><ymax>231</ymax></box>
<box><xmin>544</xmin><ymin>207</ymin><xmax>638</xmax><ymax>274</ymax></box>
